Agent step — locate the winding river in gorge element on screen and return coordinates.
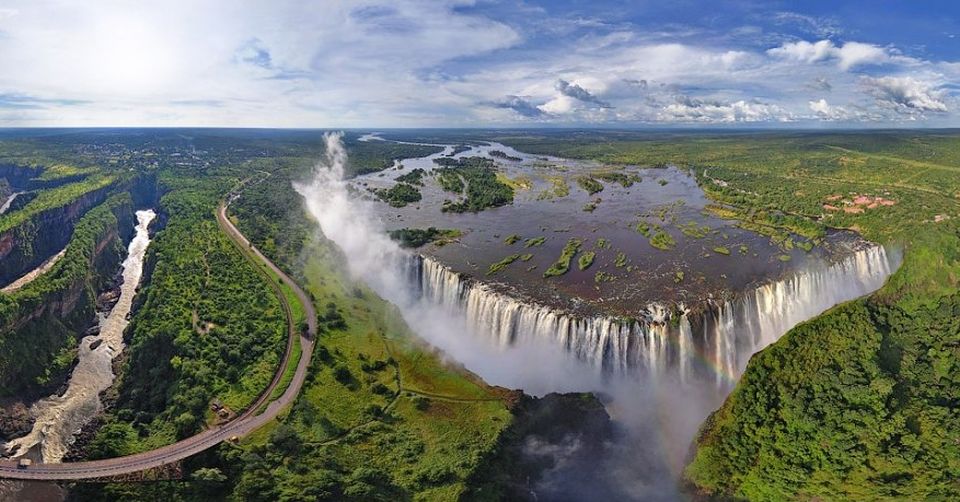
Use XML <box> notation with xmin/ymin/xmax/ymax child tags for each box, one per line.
<box><xmin>0</xmin><ymin>209</ymin><xmax>155</xmax><ymax>499</ymax></box>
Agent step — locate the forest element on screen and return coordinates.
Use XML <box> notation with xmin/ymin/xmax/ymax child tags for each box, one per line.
<box><xmin>88</xmin><ymin>173</ymin><xmax>287</xmax><ymax>454</ymax></box>
<box><xmin>72</xmin><ymin>140</ymin><xmax>519</xmax><ymax>501</ymax></box>
<box><xmin>1</xmin><ymin>129</ymin><xmax>957</xmax><ymax>501</ymax></box>
<box><xmin>486</xmin><ymin>129</ymin><xmax>960</xmax><ymax>500</ymax></box>
<box><xmin>433</xmin><ymin>156</ymin><xmax>514</xmax><ymax>213</ymax></box>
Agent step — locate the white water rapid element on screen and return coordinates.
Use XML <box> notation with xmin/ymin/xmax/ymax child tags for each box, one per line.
<box><xmin>4</xmin><ymin>209</ymin><xmax>156</xmax><ymax>463</ymax></box>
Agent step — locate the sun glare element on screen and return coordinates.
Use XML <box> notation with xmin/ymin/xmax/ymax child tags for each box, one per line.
<box><xmin>84</xmin><ymin>14</ymin><xmax>177</xmax><ymax>95</ymax></box>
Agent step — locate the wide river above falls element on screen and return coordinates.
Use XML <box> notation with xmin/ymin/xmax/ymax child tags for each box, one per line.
<box><xmin>354</xmin><ymin>137</ymin><xmax>875</xmax><ymax>316</ymax></box>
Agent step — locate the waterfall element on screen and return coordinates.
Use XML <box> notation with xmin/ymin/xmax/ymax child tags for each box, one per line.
<box><xmin>296</xmin><ymin>132</ymin><xmax>900</xmax><ymax>391</ymax></box>
<box><xmin>410</xmin><ymin>244</ymin><xmax>899</xmax><ymax>388</ymax></box>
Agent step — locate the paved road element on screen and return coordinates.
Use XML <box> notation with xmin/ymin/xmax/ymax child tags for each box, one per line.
<box><xmin>0</xmin><ymin>198</ymin><xmax>317</xmax><ymax>481</ymax></box>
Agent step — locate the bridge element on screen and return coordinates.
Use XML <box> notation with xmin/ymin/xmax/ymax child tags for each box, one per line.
<box><xmin>0</xmin><ymin>187</ymin><xmax>317</xmax><ymax>481</ymax></box>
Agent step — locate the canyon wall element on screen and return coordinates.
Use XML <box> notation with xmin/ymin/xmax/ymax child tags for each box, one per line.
<box><xmin>0</xmin><ymin>171</ymin><xmax>158</xmax><ymax>286</ymax></box>
<box><xmin>0</xmin><ymin>194</ymin><xmax>135</xmax><ymax>397</ymax></box>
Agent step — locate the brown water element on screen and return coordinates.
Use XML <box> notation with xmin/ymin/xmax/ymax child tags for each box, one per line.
<box><xmin>0</xmin><ymin>210</ymin><xmax>155</xmax><ymax>501</ymax></box>
<box><xmin>354</xmin><ymin>139</ymin><xmax>861</xmax><ymax>316</ymax></box>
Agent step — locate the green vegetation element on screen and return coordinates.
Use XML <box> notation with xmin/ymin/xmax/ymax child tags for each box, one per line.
<box><xmin>674</xmin><ymin>270</ymin><xmax>684</xmax><ymax>283</ymax></box>
<box><xmin>495</xmin><ymin>172</ymin><xmax>532</xmax><ymax>190</ymax></box>
<box><xmin>543</xmin><ymin>238</ymin><xmax>582</xmax><ymax>278</ymax></box>
<box><xmin>686</xmin><ymin>294</ymin><xmax>960</xmax><ymax>500</ymax></box>
<box><xmin>15</xmin><ymin>129</ymin><xmax>960</xmax><ymax>501</ymax></box>
<box><xmin>434</xmin><ymin>157</ymin><xmax>514</xmax><ymax>213</ymax></box>
<box><xmin>520</xmin><ymin>253</ymin><xmax>533</xmax><ymax>261</ymax></box>
<box><xmin>594</xmin><ymin>171</ymin><xmax>642</xmax><ymax>187</ymax></box>
<box><xmin>487</xmin><ymin>254</ymin><xmax>521</xmax><ymax>276</ymax></box>
<box><xmin>575</xmin><ymin>175</ymin><xmax>603</xmax><ymax>195</ymax></box>
<box><xmin>0</xmin><ymin>173</ymin><xmax>116</xmax><ymax>234</ymax></box>
<box><xmin>577</xmin><ymin>251</ymin><xmax>596</xmax><ymax>270</ymax></box>
<box><xmin>79</xmin><ymin>141</ymin><xmax>515</xmax><ymax>501</ymax></box>
<box><xmin>582</xmin><ymin>198</ymin><xmax>600</xmax><ymax>212</ymax></box>
<box><xmin>226</xmin><ymin>180</ymin><xmax>512</xmax><ymax>501</ymax></box>
<box><xmin>488</xmin><ymin>150</ymin><xmax>521</xmax><ymax>162</ymax></box>
<box><xmin>104</xmin><ymin>180</ymin><xmax>286</xmax><ymax>445</ymax></box>
<box><xmin>635</xmin><ymin>221</ymin><xmax>652</xmax><ymax>237</ymax></box>
<box><xmin>34</xmin><ymin>163</ymin><xmax>101</xmax><ymax>181</ymax></box>
<box><xmin>436</xmin><ymin>169</ymin><xmax>465</xmax><ymax>193</ymax></box>
<box><xmin>595</xmin><ymin>238</ymin><xmax>611</xmax><ymax>249</ymax></box>
<box><xmin>447</xmin><ymin>144</ymin><xmax>471</xmax><ymax>156</ymax></box>
<box><xmin>0</xmin><ymin>193</ymin><xmax>132</xmax><ymax>394</ymax></box>
<box><xmin>649</xmin><ymin>229</ymin><xmax>676</xmax><ymax>250</ymax></box>
<box><xmin>523</xmin><ymin>236</ymin><xmax>546</xmax><ymax>247</ymax></box>
<box><xmin>394</xmin><ymin>168</ymin><xmax>426</xmax><ymax>186</ymax></box>
<box><xmin>373</xmin><ymin>182</ymin><xmax>421</xmax><ymax>208</ymax></box>
<box><xmin>614</xmin><ymin>252</ymin><xmax>628</xmax><ymax>268</ymax></box>
<box><xmin>679</xmin><ymin>221</ymin><xmax>711</xmax><ymax>239</ymax></box>
<box><xmin>387</xmin><ymin>227</ymin><xmax>462</xmax><ymax>248</ymax></box>
<box><xmin>503</xmin><ymin>234</ymin><xmax>522</xmax><ymax>245</ymax></box>
<box><xmin>537</xmin><ymin>175</ymin><xmax>570</xmax><ymax>200</ymax></box>
<box><xmin>712</xmin><ymin>246</ymin><xmax>730</xmax><ymax>255</ymax></box>
<box><xmin>594</xmin><ymin>271</ymin><xmax>615</xmax><ymax>283</ymax></box>
<box><xmin>344</xmin><ymin>138</ymin><xmax>442</xmax><ymax>176</ymax></box>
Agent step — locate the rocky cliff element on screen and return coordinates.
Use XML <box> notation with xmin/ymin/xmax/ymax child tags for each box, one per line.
<box><xmin>0</xmin><ymin>194</ymin><xmax>135</xmax><ymax>398</ymax></box>
<box><xmin>0</xmin><ymin>172</ymin><xmax>158</xmax><ymax>286</ymax></box>
<box><xmin>0</xmin><ymin>183</ymin><xmax>117</xmax><ymax>285</ymax></box>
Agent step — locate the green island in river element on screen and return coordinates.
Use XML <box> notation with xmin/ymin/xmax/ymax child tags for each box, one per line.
<box><xmin>0</xmin><ymin>3</ymin><xmax>958</xmax><ymax>500</ymax></box>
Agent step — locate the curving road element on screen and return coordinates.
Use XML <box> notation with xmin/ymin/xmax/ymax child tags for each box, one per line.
<box><xmin>0</xmin><ymin>195</ymin><xmax>317</xmax><ymax>481</ymax></box>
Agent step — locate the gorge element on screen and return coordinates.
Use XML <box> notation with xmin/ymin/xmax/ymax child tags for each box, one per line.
<box><xmin>4</xmin><ymin>209</ymin><xmax>155</xmax><ymax>464</ymax></box>
<box><xmin>297</xmin><ymin>132</ymin><xmax>903</xmax><ymax>497</ymax></box>
<box><xmin>411</xmin><ymin>243</ymin><xmax>898</xmax><ymax>387</ymax></box>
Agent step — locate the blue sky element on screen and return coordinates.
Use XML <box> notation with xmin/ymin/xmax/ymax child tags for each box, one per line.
<box><xmin>0</xmin><ymin>0</ymin><xmax>957</xmax><ymax>127</ymax></box>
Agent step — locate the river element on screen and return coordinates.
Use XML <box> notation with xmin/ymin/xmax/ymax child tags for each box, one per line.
<box><xmin>0</xmin><ymin>192</ymin><xmax>24</xmax><ymax>215</ymax></box>
<box><xmin>298</xmin><ymin>132</ymin><xmax>900</xmax><ymax>500</ymax></box>
<box><xmin>0</xmin><ymin>209</ymin><xmax>155</xmax><ymax>500</ymax></box>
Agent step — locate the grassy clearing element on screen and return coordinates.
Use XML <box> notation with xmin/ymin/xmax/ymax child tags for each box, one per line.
<box><xmin>495</xmin><ymin>172</ymin><xmax>533</xmax><ymax>190</ymax></box>
<box><xmin>537</xmin><ymin>175</ymin><xmax>570</xmax><ymax>200</ymax></box>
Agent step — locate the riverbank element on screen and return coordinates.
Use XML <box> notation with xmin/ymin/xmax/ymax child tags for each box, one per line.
<box><xmin>4</xmin><ymin>210</ymin><xmax>155</xmax><ymax>463</ymax></box>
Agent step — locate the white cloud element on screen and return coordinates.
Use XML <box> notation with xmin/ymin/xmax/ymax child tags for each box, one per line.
<box><xmin>860</xmin><ymin>76</ymin><xmax>948</xmax><ymax>113</ymax></box>
<box><xmin>767</xmin><ymin>39</ymin><xmax>891</xmax><ymax>70</ymax></box>
<box><xmin>539</xmin><ymin>95</ymin><xmax>576</xmax><ymax>114</ymax></box>
<box><xmin>835</xmin><ymin>42</ymin><xmax>891</xmax><ymax>71</ymax></box>
<box><xmin>0</xmin><ymin>2</ymin><xmax>955</xmax><ymax>126</ymax></box>
<box><xmin>808</xmin><ymin>98</ymin><xmax>852</xmax><ymax>120</ymax></box>
<box><xmin>772</xmin><ymin>12</ymin><xmax>843</xmax><ymax>38</ymax></box>
<box><xmin>0</xmin><ymin>0</ymin><xmax>521</xmax><ymax>126</ymax></box>
<box><xmin>658</xmin><ymin>97</ymin><xmax>790</xmax><ymax>123</ymax></box>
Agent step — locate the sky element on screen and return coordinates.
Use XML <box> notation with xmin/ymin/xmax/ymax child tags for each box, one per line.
<box><xmin>0</xmin><ymin>0</ymin><xmax>958</xmax><ymax>128</ymax></box>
